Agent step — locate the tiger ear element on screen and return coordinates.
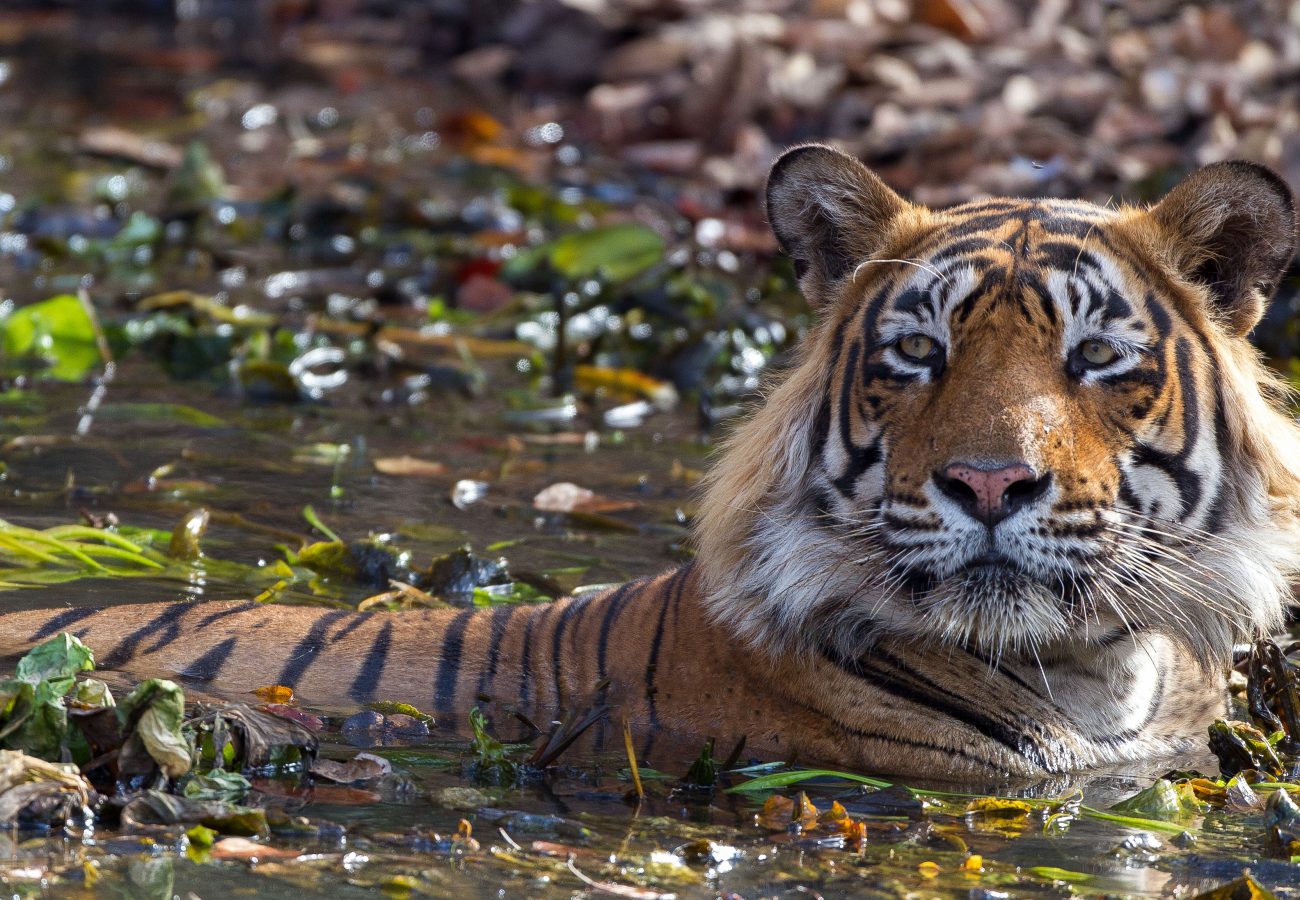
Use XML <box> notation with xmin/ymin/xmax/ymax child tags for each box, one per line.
<box><xmin>1148</xmin><ymin>161</ymin><xmax>1296</xmax><ymax>336</ymax></box>
<box><xmin>766</xmin><ymin>144</ymin><xmax>910</xmax><ymax>304</ymax></box>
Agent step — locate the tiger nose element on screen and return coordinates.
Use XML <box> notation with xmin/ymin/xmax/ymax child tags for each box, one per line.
<box><xmin>934</xmin><ymin>462</ymin><xmax>1051</xmax><ymax>526</ymax></box>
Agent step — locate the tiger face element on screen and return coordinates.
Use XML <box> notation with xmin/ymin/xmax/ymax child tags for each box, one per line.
<box><xmin>697</xmin><ymin>145</ymin><xmax>1300</xmax><ymax>667</ymax></box>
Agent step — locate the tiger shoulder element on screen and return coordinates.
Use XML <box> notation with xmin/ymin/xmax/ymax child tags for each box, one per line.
<box><xmin>2</xmin><ymin>146</ymin><xmax>1297</xmax><ymax>778</ymax></box>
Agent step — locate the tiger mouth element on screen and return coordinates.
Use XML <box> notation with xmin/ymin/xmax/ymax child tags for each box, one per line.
<box><xmin>898</xmin><ymin>552</ymin><xmax>1035</xmax><ymax>596</ymax></box>
<box><xmin>896</xmin><ymin>554</ymin><xmax>1098</xmax><ymax>621</ymax></box>
<box><xmin>958</xmin><ymin>552</ymin><xmax>1021</xmax><ymax>574</ymax></box>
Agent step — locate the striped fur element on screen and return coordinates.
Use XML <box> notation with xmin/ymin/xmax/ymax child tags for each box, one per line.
<box><xmin>0</xmin><ymin>148</ymin><xmax>1297</xmax><ymax>777</ymax></box>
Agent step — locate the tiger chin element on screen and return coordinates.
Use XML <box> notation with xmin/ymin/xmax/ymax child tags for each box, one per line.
<box><xmin>2</xmin><ymin>146</ymin><xmax>1299</xmax><ymax>778</ymax></box>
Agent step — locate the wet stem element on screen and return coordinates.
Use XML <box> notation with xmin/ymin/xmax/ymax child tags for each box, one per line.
<box><xmin>550</xmin><ymin>274</ymin><xmax>572</xmax><ymax>397</ymax></box>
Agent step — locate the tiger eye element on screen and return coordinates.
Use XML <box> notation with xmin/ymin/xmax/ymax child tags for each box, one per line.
<box><xmin>1079</xmin><ymin>339</ymin><xmax>1118</xmax><ymax>366</ymax></box>
<box><xmin>898</xmin><ymin>334</ymin><xmax>936</xmax><ymax>361</ymax></box>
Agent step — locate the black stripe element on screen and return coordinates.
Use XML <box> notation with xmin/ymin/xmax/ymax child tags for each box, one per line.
<box><xmin>30</xmin><ymin>607</ymin><xmax>100</xmax><ymax>642</ymax></box>
<box><xmin>832</xmin><ymin>436</ymin><xmax>882</xmax><ymax>498</ymax></box>
<box><xmin>1130</xmin><ymin>338</ymin><xmax>1202</xmax><ymax>518</ymax></box>
<box><xmin>518</xmin><ymin>609</ymin><xmax>538</xmax><ymax>707</ymax></box>
<box><xmin>99</xmin><ymin>603</ymin><xmax>197</xmax><ymax>669</ymax></box>
<box><xmin>181</xmin><ymin>637</ymin><xmax>238</xmax><ymax>683</ymax></box>
<box><xmin>591</xmin><ymin>580</ymin><xmax>645</xmax><ymax>751</ymax></box>
<box><xmin>433</xmin><ymin>609</ymin><xmax>475</xmax><ymax>714</ymax></box>
<box><xmin>644</xmin><ymin>567</ymin><xmax>691</xmax><ymax>729</ymax></box>
<box><xmin>837</xmin><ymin>340</ymin><xmax>860</xmax><ymax>454</ymax></box>
<box><xmin>549</xmin><ymin>595</ymin><xmax>593</xmax><ymax>708</ymax></box>
<box><xmin>275</xmin><ymin>611</ymin><xmax>350</xmax><ymax>688</ymax></box>
<box><xmin>1142</xmin><ymin>290</ymin><xmax>1173</xmax><ymax>338</ymax></box>
<box><xmin>349</xmin><ymin>620</ymin><xmax>393</xmax><ymax>703</ymax></box>
<box><xmin>1034</xmin><ymin>241</ymin><xmax>1102</xmax><ymax>273</ymax></box>
<box><xmin>196</xmin><ymin>602</ymin><xmax>258</xmax><ymax>628</ymax></box>
<box><xmin>330</xmin><ymin>614</ymin><xmax>369</xmax><ymax>644</ymax></box>
<box><xmin>596</xmin><ymin>581</ymin><xmax>640</xmax><ymax>681</ymax></box>
<box><xmin>476</xmin><ymin>605</ymin><xmax>515</xmax><ymax>697</ymax></box>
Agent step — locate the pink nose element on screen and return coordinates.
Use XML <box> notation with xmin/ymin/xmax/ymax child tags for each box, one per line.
<box><xmin>938</xmin><ymin>462</ymin><xmax>1047</xmax><ymax>525</ymax></box>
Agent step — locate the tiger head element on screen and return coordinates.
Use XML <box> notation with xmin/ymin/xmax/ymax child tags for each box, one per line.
<box><xmin>696</xmin><ymin>145</ymin><xmax>1300</xmax><ymax>667</ymax></box>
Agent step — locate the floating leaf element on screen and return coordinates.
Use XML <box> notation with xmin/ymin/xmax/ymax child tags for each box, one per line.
<box><xmin>253</xmin><ymin>685</ymin><xmax>295</xmax><ymax>704</ymax></box>
<box><xmin>365</xmin><ymin>701</ymin><xmax>434</xmax><ymax>727</ymax></box>
<box><xmin>180</xmin><ymin>770</ymin><xmax>251</xmax><ymax>803</ymax></box>
<box><xmin>1028</xmin><ymin>866</ymin><xmax>1093</xmax><ymax>883</ymax></box>
<box><xmin>122</xmin><ymin>791</ymin><xmax>265</xmax><ymax>836</ymax></box>
<box><xmin>208</xmin><ymin>837</ymin><xmax>301</xmax><ymax>861</ymax></box>
<box><xmin>965</xmin><ymin>797</ymin><xmax>1032</xmax><ymax>820</ymax></box>
<box><xmin>533</xmin><ymin>482</ymin><xmax>638</xmax><ymax>515</ymax></box>
<box><xmin>310</xmin><ymin>752</ymin><xmax>391</xmax><ymax>784</ymax></box>
<box><xmin>1209</xmin><ymin>719</ymin><xmax>1285</xmax><ymax>778</ymax></box>
<box><xmin>547</xmin><ymin>223</ymin><xmax>664</xmax><ymax>281</ymax></box>
<box><xmin>1110</xmin><ymin>778</ymin><xmax>1203</xmax><ymax>823</ymax></box>
<box><xmin>727</xmin><ymin>768</ymin><xmax>891</xmax><ymax>793</ymax></box>
<box><xmin>69</xmin><ymin>678</ymin><xmax>114</xmax><ymax>709</ymax></box>
<box><xmin>186</xmin><ymin>824</ymin><xmax>217</xmax><ymax>849</ymax></box>
<box><xmin>1265</xmin><ymin>787</ymin><xmax>1300</xmax><ymax>857</ymax></box>
<box><xmin>189</xmin><ymin>703</ymin><xmax>317</xmax><ymax>770</ymax></box>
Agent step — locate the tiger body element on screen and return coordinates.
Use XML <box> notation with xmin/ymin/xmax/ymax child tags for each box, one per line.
<box><xmin>0</xmin><ymin>568</ymin><xmax>1222</xmax><ymax>776</ymax></box>
<box><xmin>2</xmin><ymin>146</ymin><xmax>1299</xmax><ymax>777</ymax></box>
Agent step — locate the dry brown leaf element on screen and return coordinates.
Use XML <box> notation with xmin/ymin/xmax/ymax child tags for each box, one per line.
<box><xmin>253</xmin><ymin>685</ymin><xmax>295</xmax><ymax>704</ymax></box>
<box><xmin>310</xmin><ymin>752</ymin><xmax>391</xmax><ymax>785</ymax></box>
<box><xmin>374</xmin><ymin>455</ymin><xmax>448</xmax><ymax>477</ymax></box>
<box><xmin>210</xmin><ymin>837</ymin><xmax>302</xmax><ymax>861</ymax></box>
<box><xmin>534</xmin><ymin>482</ymin><xmax>638</xmax><ymax>515</ymax></box>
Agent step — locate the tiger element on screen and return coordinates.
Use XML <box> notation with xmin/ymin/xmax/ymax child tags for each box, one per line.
<box><xmin>0</xmin><ymin>145</ymin><xmax>1297</xmax><ymax>778</ymax></box>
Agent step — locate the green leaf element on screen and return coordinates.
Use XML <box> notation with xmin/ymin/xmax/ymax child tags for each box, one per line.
<box><xmin>118</xmin><ymin>679</ymin><xmax>192</xmax><ymax>779</ymax></box>
<box><xmin>111</xmin><ymin>210</ymin><xmax>161</xmax><ymax>247</ymax></box>
<box><xmin>726</xmin><ymin>768</ymin><xmax>893</xmax><ymax>793</ymax></box>
<box><xmin>96</xmin><ymin>403</ymin><xmax>227</xmax><ymax>427</ymax></box>
<box><xmin>180</xmin><ymin>769</ymin><xmax>251</xmax><ymax>802</ymax></box>
<box><xmin>504</xmin><ymin>223</ymin><xmax>664</xmax><ymax>284</ymax></box>
<box><xmin>16</xmin><ymin>634</ymin><xmax>95</xmax><ymax>685</ymax></box>
<box><xmin>1110</xmin><ymin>778</ymin><xmax>1204</xmax><ymax>823</ymax></box>
<box><xmin>549</xmin><ymin>223</ymin><xmax>663</xmax><ymax>281</ymax></box>
<box><xmin>0</xmin><ymin>295</ymin><xmax>101</xmax><ymax>381</ymax></box>
<box><xmin>122</xmin><ymin>790</ymin><xmax>265</xmax><ymax>836</ymax></box>
<box><xmin>365</xmin><ymin>701</ymin><xmax>435</xmax><ymax>727</ymax></box>
<box><xmin>186</xmin><ymin>823</ymin><xmax>218</xmax><ymax>848</ymax></box>
<box><xmin>69</xmin><ymin>678</ymin><xmax>115</xmax><ymax>709</ymax></box>
<box><xmin>302</xmin><ymin>505</ymin><xmax>343</xmax><ymax>543</ymax></box>
<box><xmin>0</xmin><ymin>634</ymin><xmax>97</xmax><ymax>759</ymax></box>
<box><xmin>1029</xmin><ymin>866</ymin><xmax>1093</xmax><ymax>883</ymax></box>
<box><xmin>296</xmin><ymin>541</ymin><xmax>357</xmax><ymax>578</ymax></box>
